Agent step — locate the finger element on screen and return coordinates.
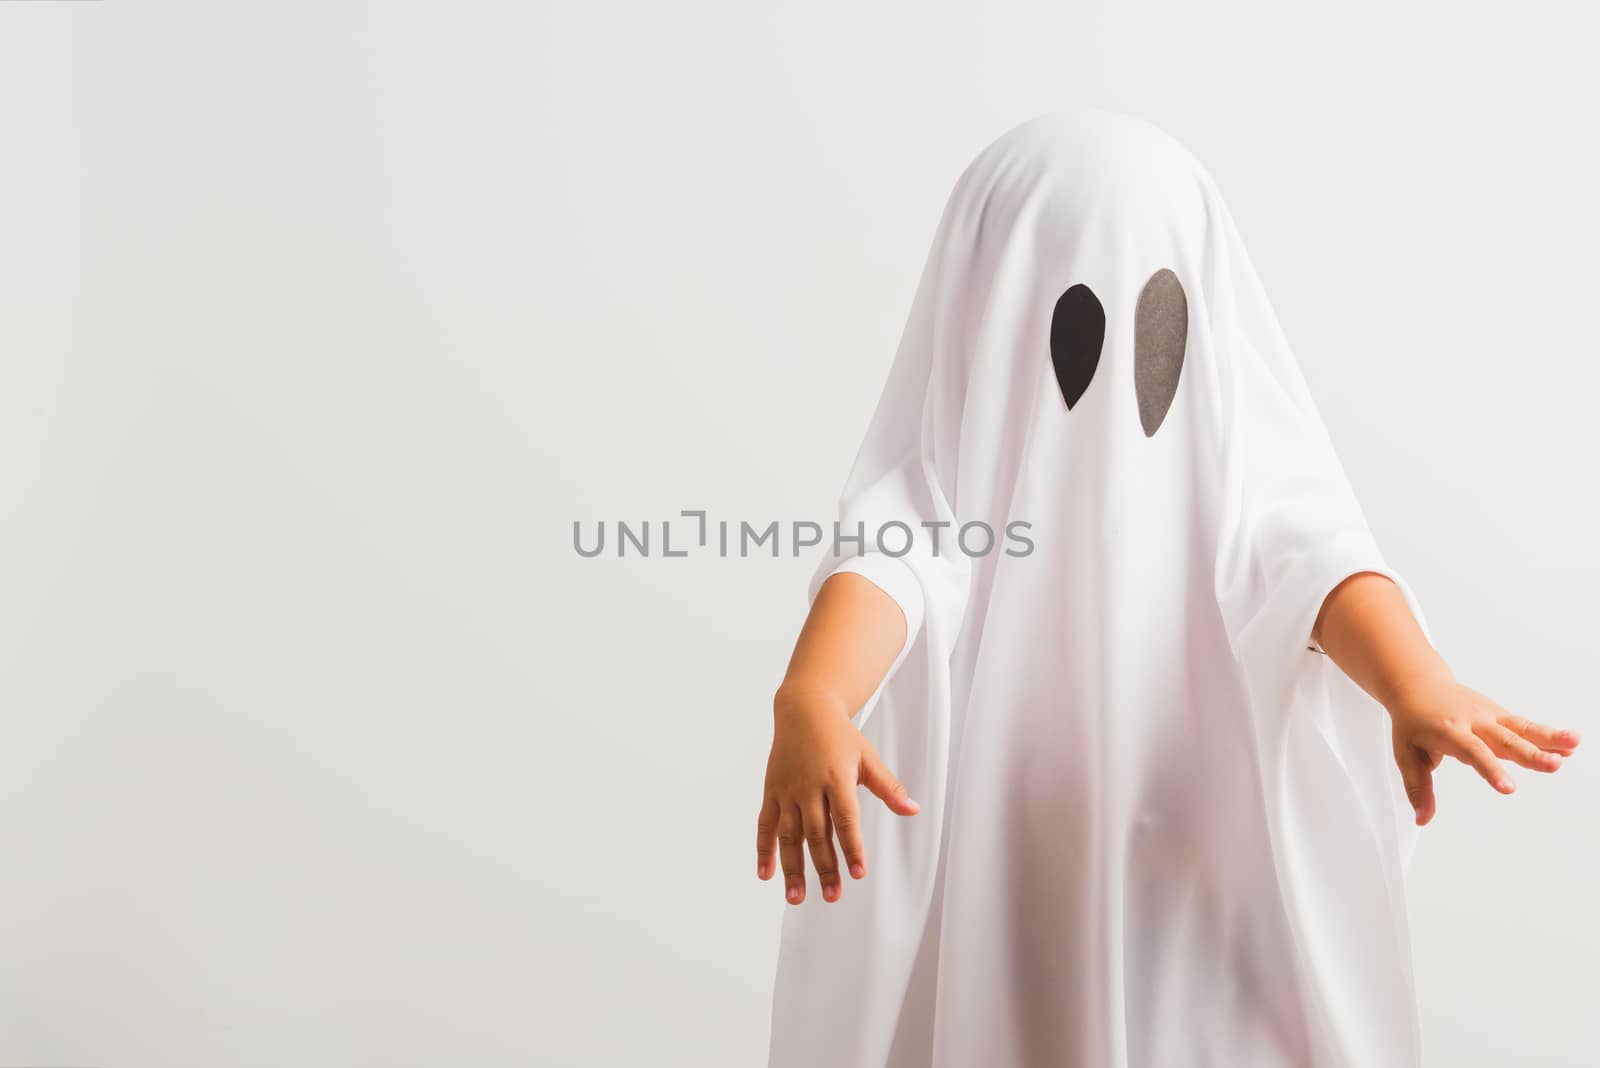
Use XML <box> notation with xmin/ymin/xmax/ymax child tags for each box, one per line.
<box><xmin>859</xmin><ymin>751</ymin><xmax>921</xmax><ymax>816</ymax></box>
<box><xmin>1498</xmin><ymin>713</ymin><xmax>1583</xmax><ymax>756</ymax></box>
<box><xmin>802</xmin><ymin>798</ymin><xmax>843</xmax><ymax>903</ymax></box>
<box><xmin>1445</xmin><ymin>729</ymin><xmax>1515</xmax><ymax>793</ymax></box>
<box><xmin>1396</xmin><ymin>743</ymin><xmax>1436</xmax><ymax>825</ymax></box>
<box><xmin>777</xmin><ymin>804</ymin><xmax>806</xmax><ymax>904</ymax></box>
<box><xmin>827</xmin><ymin>781</ymin><xmax>869</xmax><ymax>880</ymax></box>
<box><xmin>1480</xmin><ymin>723</ymin><xmax>1564</xmax><ymax>772</ymax></box>
<box><xmin>756</xmin><ymin>795</ymin><xmax>780</xmax><ymax>880</ymax></box>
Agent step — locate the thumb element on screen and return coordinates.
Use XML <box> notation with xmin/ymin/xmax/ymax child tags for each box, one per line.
<box><xmin>1397</xmin><ymin>742</ymin><xmax>1436</xmax><ymax>826</ymax></box>
<box><xmin>859</xmin><ymin>750</ymin><xmax>920</xmax><ymax>816</ymax></box>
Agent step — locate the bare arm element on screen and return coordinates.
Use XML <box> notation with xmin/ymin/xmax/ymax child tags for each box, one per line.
<box><xmin>1312</xmin><ymin>571</ymin><xmax>1454</xmax><ymax>710</ymax></box>
<box><xmin>1313</xmin><ymin>571</ymin><xmax>1580</xmax><ymax>824</ymax></box>
<box><xmin>757</xmin><ymin>572</ymin><xmax>921</xmax><ymax>905</ymax></box>
<box><xmin>775</xmin><ymin>571</ymin><xmax>909</xmax><ymax>721</ymax></box>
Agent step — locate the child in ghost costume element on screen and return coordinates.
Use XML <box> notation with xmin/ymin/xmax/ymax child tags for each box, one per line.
<box><xmin>757</xmin><ymin>110</ymin><xmax>1580</xmax><ymax>1068</ymax></box>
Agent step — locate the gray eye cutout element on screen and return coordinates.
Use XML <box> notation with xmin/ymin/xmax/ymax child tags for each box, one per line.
<box><xmin>1134</xmin><ymin>268</ymin><xmax>1188</xmax><ymax>437</ymax></box>
<box><xmin>1049</xmin><ymin>283</ymin><xmax>1105</xmax><ymax>410</ymax></box>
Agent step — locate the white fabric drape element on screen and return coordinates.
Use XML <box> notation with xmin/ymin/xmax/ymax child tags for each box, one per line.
<box><xmin>770</xmin><ymin>109</ymin><xmax>1431</xmax><ymax>1068</ymax></box>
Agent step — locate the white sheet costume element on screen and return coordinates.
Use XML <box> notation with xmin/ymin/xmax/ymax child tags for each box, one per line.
<box><xmin>768</xmin><ymin>110</ymin><xmax>1432</xmax><ymax>1068</ymax></box>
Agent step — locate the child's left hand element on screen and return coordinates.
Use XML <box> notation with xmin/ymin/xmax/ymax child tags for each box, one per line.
<box><xmin>1385</xmin><ymin>672</ymin><xmax>1580</xmax><ymax>825</ymax></box>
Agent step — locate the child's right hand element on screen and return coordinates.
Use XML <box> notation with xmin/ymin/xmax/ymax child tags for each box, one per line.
<box><xmin>756</xmin><ymin>689</ymin><xmax>921</xmax><ymax>905</ymax></box>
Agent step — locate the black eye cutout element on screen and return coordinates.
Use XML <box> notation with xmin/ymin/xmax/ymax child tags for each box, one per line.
<box><xmin>1048</xmin><ymin>269</ymin><xmax>1189</xmax><ymax>436</ymax></box>
<box><xmin>1049</xmin><ymin>283</ymin><xmax>1104</xmax><ymax>410</ymax></box>
<box><xmin>1134</xmin><ymin>268</ymin><xmax>1188</xmax><ymax>437</ymax></box>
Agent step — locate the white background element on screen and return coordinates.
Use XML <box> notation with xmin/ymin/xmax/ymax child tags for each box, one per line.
<box><xmin>2</xmin><ymin>2</ymin><xmax>1595</xmax><ymax>1065</ymax></box>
